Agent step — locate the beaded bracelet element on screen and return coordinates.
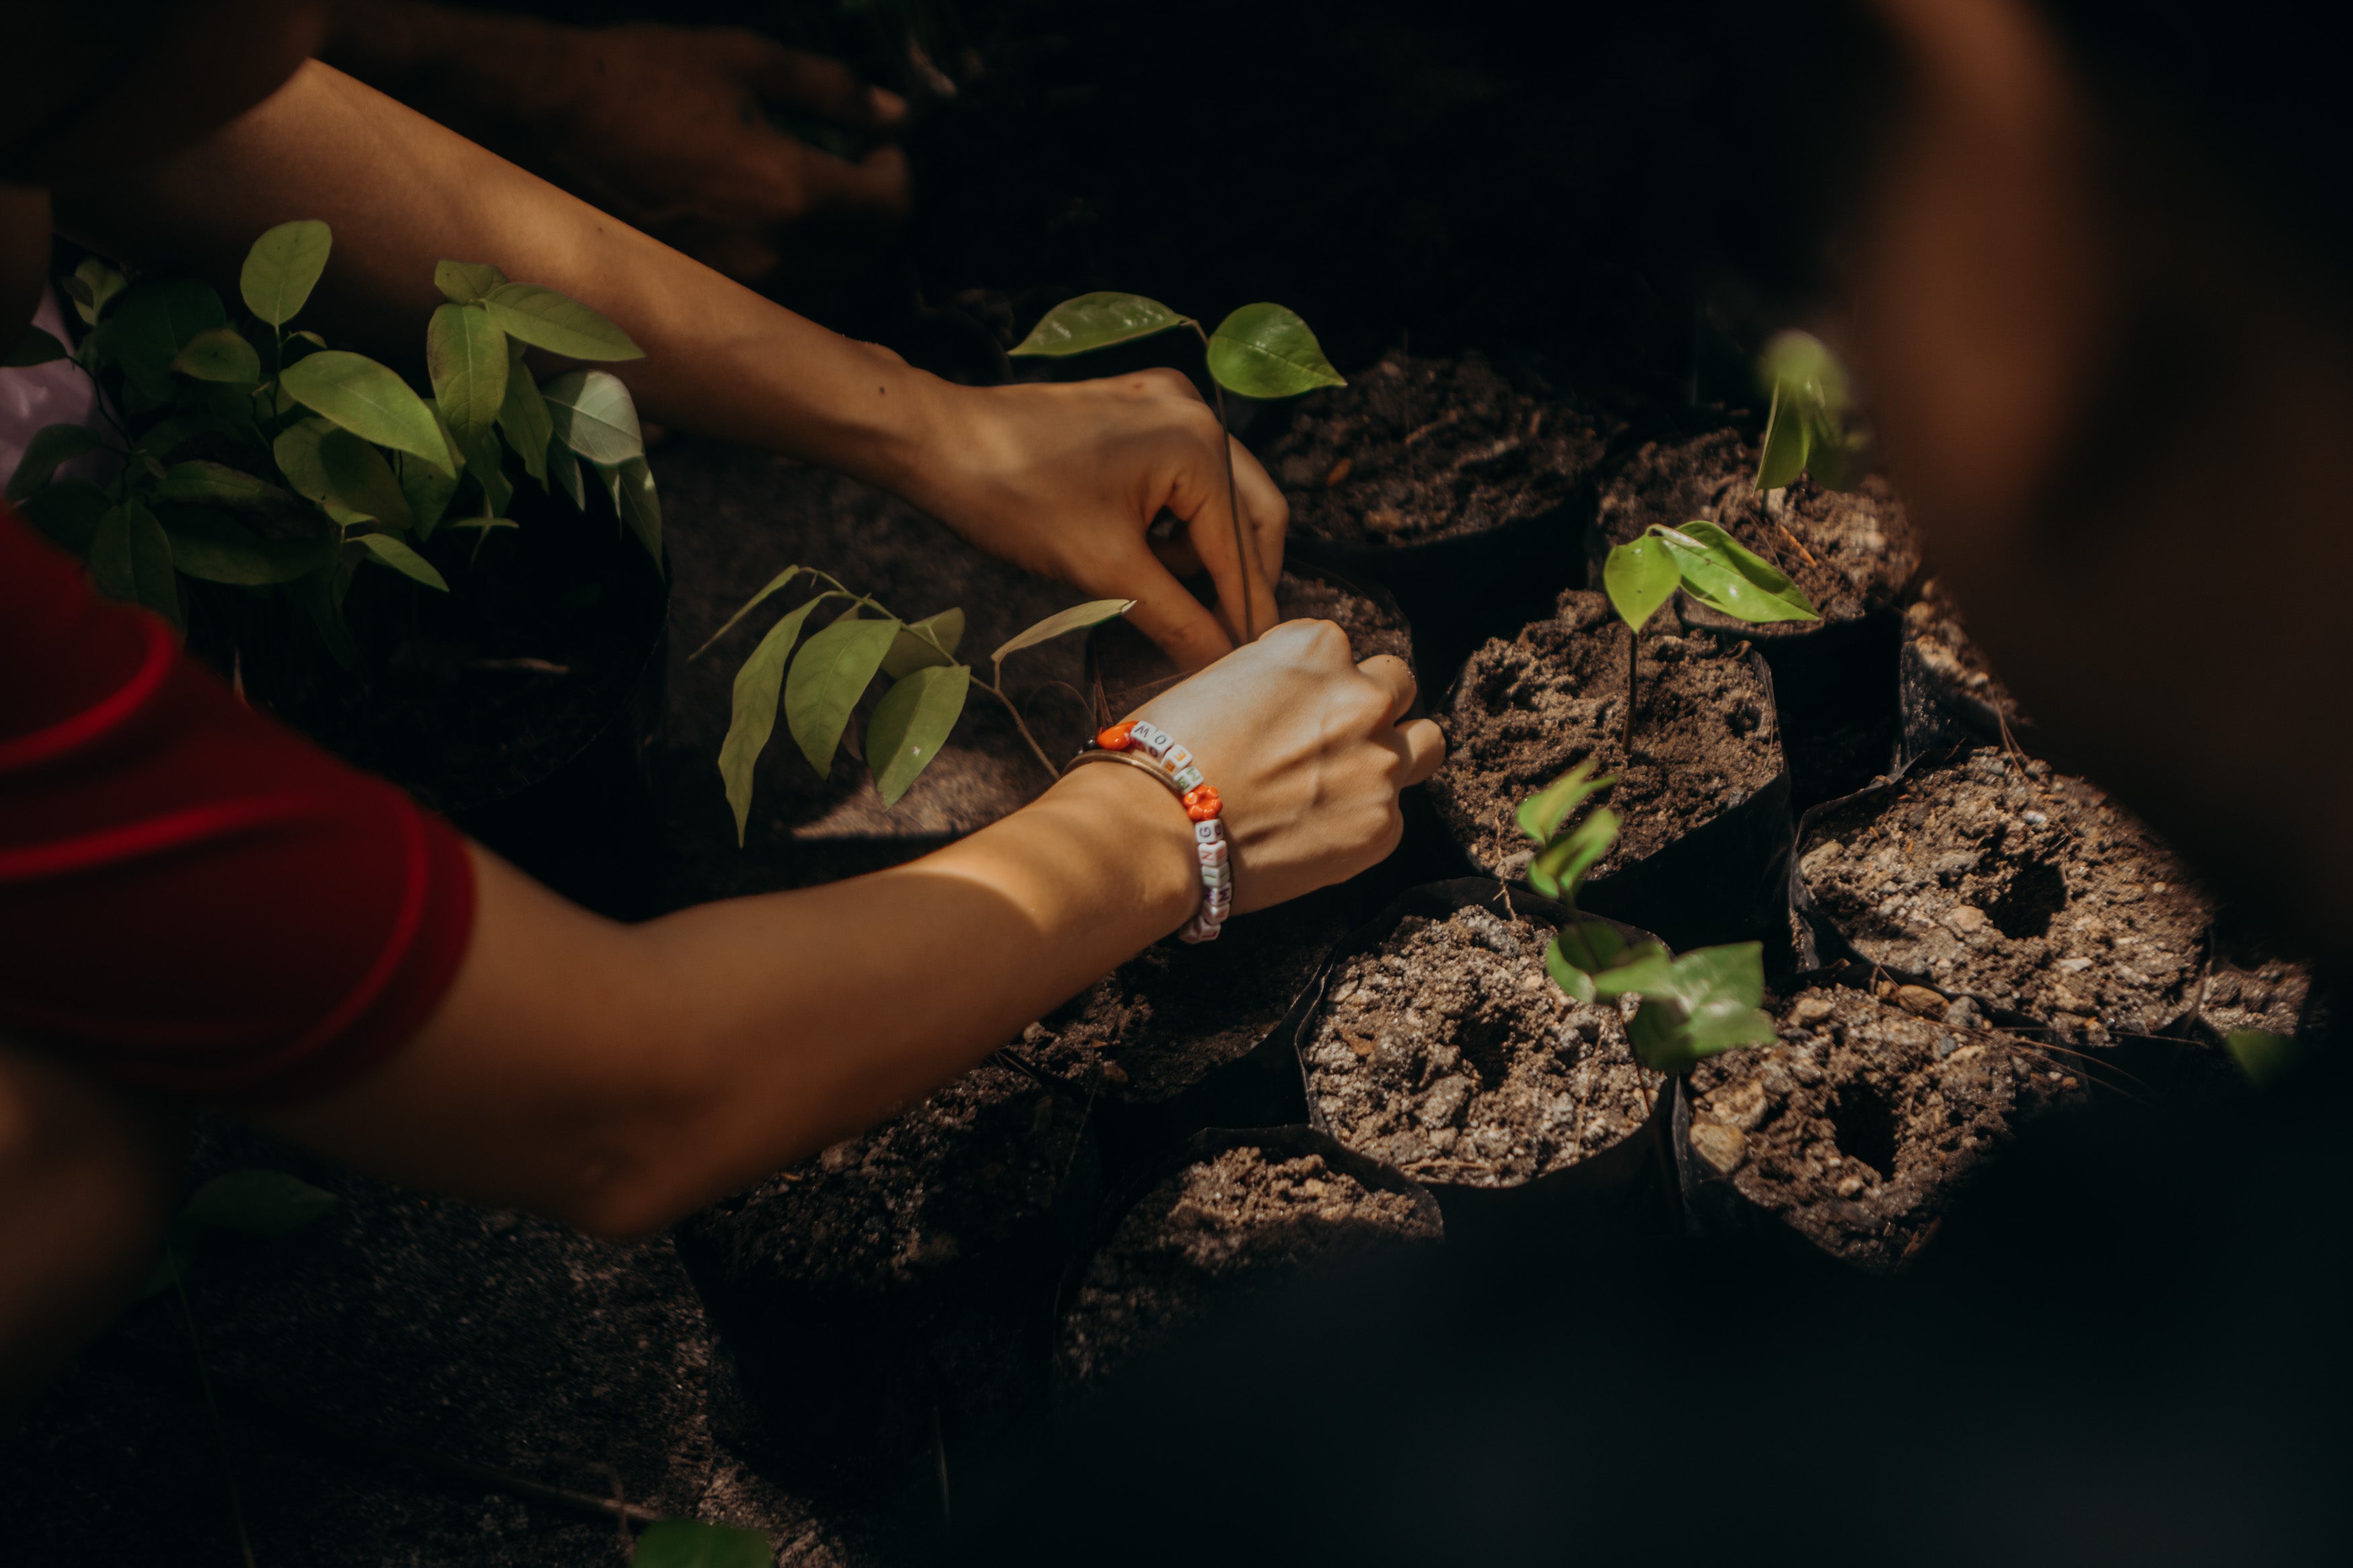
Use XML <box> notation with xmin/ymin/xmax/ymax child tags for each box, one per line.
<box><xmin>1065</xmin><ymin>718</ymin><xmax>1231</xmax><ymax>943</ymax></box>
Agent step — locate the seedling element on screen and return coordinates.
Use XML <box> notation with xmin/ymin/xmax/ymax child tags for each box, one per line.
<box><xmin>1517</xmin><ymin>759</ymin><xmax>1776</xmax><ymax>1075</ymax></box>
<box><xmin>5</xmin><ymin>221</ymin><xmax>656</xmax><ymax>666</ymax></box>
<box><xmin>1753</xmin><ymin>329</ymin><xmax>1870</xmax><ymax>493</ymax></box>
<box><xmin>1008</xmin><ymin>292</ymin><xmax>1344</xmax><ymax>640</ymax></box>
<box><xmin>1599</xmin><ymin>522</ymin><xmax>1818</xmax><ymax>749</ymax></box>
<box><xmin>702</xmin><ymin>567</ymin><xmax>1133</xmax><ymax>843</ymax></box>
<box><xmin>632</xmin><ymin>1519</ymin><xmax>771</xmax><ymax>1567</ymax></box>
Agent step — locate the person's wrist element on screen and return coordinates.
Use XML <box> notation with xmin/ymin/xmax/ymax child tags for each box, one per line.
<box><xmin>1042</xmin><ymin>762</ymin><xmax>1201</xmax><ymax>931</ymax></box>
<box><xmin>854</xmin><ymin>365</ymin><xmax>974</xmax><ymax>503</ymax></box>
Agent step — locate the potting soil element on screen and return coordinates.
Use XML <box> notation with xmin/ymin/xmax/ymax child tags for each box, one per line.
<box><xmin>1433</xmin><ymin>589</ymin><xmax>1781</xmax><ymax>880</ymax></box>
<box><xmin>1684</xmin><ymin>985</ymin><xmax>2087</xmax><ymax>1272</ymax></box>
<box><xmin>1797</xmin><ymin>749</ymin><xmax>2210</xmax><ymax>1043</ymax></box>
<box><xmin>1055</xmin><ymin>1145</ymin><xmax>1439</xmax><ymax>1390</ymax></box>
<box><xmin>1268</xmin><ymin>352</ymin><xmax>1607</xmax><ymax>546</ymax></box>
<box><xmin>1303</xmin><ymin>906</ymin><xmax>1654</xmax><ymax>1186</ymax></box>
<box><xmin>1903</xmin><ymin>575</ymin><xmax>2024</xmax><ymax>725</ymax></box>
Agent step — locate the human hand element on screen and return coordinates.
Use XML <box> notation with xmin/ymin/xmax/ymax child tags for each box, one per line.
<box><xmin>902</xmin><ymin>371</ymin><xmax>1290</xmax><ymax>673</ymax></box>
<box><xmin>1121</xmin><ymin>622</ymin><xmax>1445</xmax><ymax>912</ymax></box>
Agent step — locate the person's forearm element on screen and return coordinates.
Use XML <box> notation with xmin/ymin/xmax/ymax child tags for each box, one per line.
<box><xmin>262</xmin><ymin>763</ymin><xmax>1199</xmax><ymax>1235</ymax></box>
<box><xmin>48</xmin><ymin>60</ymin><xmax>941</xmax><ymax>492</ymax></box>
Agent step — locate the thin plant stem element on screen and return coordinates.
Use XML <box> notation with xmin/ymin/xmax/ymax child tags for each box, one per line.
<box><xmin>1191</xmin><ymin>323</ymin><xmax>1256</xmax><ymax>643</ymax></box>
<box><xmin>173</xmin><ymin>1278</ymin><xmax>258</xmax><ymax>1568</ymax></box>
<box><xmin>1624</xmin><ymin>631</ymin><xmax>1638</xmax><ymax>756</ymax></box>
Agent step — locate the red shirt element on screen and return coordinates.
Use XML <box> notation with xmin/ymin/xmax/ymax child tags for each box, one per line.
<box><xmin>0</xmin><ymin>506</ymin><xmax>475</xmax><ymax>1105</ymax></box>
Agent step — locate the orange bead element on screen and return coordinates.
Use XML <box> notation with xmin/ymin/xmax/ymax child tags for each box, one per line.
<box><xmin>1183</xmin><ymin>785</ymin><xmax>1222</xmax><ymax>821</ymax></box>
<box><xmin>1097</xmin><ymin>720</ymin><xmax>1138</xmax><ymax>751</ymax></box>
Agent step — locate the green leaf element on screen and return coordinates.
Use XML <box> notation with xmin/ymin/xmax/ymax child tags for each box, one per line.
<box><xmin>631</xmin><ymin>1518</ymin><xmax>772</xmax><ymax>1568</ymax></box>
<box><xmin>182</xmin><ymin>1169</ymin><xmax>339</xmax><ymax>1237</ymax></box>
<box><xmin>398</xmin><ymin>449</ymin><xmax>460</xmax><ymax>539</ymax></box>
<box><xmin>496</xmin><ymin>368</ymin><xmax>553</xmax><ymax>485</ymax></box>
<box><xmin>1544</xmin><ymin>937</ymin><xmax>1599</xmax><ymax>1005</ymax></box>
<box><xmin>786</xmin><ymin>614</ymin><xmax>900</xmax><ymax>779</ymax></box>
<box><xmin>426</xmin><ymin>302</ymin><xmax>510</xmax><ymax>440</ymax></box>
<box><xmin>990</xmin><ymin>597</ymin><xmax>1135</xmax><ymax>673</ymax></box>
<box><xmin>1804</xmin><ymin>425</ymin><xmax>1872</xmax><ymax>492</ymax></box>
<box><xmin>448</xmin><ymin>417</ymin><xmax>512</xmax><ymax>518</ymax></box>
<box><xmin>275</xmin><ymin>421</ymin><xmax>413</xmax><ymax>529</ymax></box>
<box><xmin>1754</xmin><ymin>380</ymin><xmax>1811</xmax><ymax>493</ymax></box>
<box><xmin>480</xmin><ymin>282</ymin><xmax>643</xmax><ymax>360</ymax></box>
<box><xmin>107</xmin><ymin>278</ymin><xmax>227</xmax><ymax>382</ymax></box>
<box><xmin>598</xmin><ymin>455</ymin><xmax>662</xmax><ymax>563</ymax></box>
<box><xmin>165</xmin><ymin>327</ymin><xmax>260</xmax><ymax>385</ymax></box>
<box><xmin>1527</xmin><ymin>807</ymin><xmax>1617</xmax><ymax>901</ymax></box>
<box><xmin>1668</xmin><ymin>942</ymin><xmax>1765</xmax><ymax>1010</ymax></box>
<box><xmin>694</xmin><ymin>567</ymin><xmax>807</xmax><ymax>659</ymax></box>
<box><xmin>719</xmin><ymin>594</ymin><xmax>834</xmax><ymax>845</ymax></box>
<box><xmin>1205</xmin><ymin>302</ymin><xmax>1347</xmax><ymax>399</ymax></box>
<box><xmin>550</xmin><ymin>446</ymin><xmax>586</xmax><ymax>511</ymax></box>
<box><xmin>2227</xmin><ymin>1028</ymin><xmax>2303</xmax><ymax>1090</ymax></box>
<box><xmin>89</xmin><ymin>500</ymin><xmax>180</xmax><ymax>626</ymax></box>
<box><xmin>17</xmin><ymin>478</ymin><xmax>110</xmax><ymax>552</ymax></box>
<box><xmin>1602</xmin><ymin>536</ymin><xmax>1679</xmax><ymax>636</ymax></box>
<box><xmin>6</xmin><ymin>324</ymin><xmax>68</xmax><ymax>366</ymax></box>
<box><xmin>881</xmin><ymin>607</ymin><xmax>965</xmax><ymax>679</ymax></box>
<box><xmin>1548</xmin><ymin>919</ymin><xmax>1676</xmax><ymax>1000</ymax></box>
<box><xmin>165</xmin><ymin>511</ymin><xmax>337</xmax><ymax>585</ymax></box>
<box><xmin>132</xmin><ymin>413</ymin><xmax>230</xmax><ymax>460</ymax></box>
<box><xmin>69</xmin><ymin>256</ymin><xmax>128</xmax><ymax>325</ymax></box>
<box><xmin>1653</xmin><ymin>521</ymin><xmax>1820</xmax><ymax>624</ymax></box>
<box><xmin>155</xmin><ymin>461</ymin><xmax>296</xmax><ymax>510</ymax></box>
<box><xmin>239</xmin><ymin>220</ymin><xmax>333</xmax><ymax>326</ymax></box>
<box><xmin>1622</xmin><ymin>941</ymin><xmax>1776</xmax><ymax>1075</ymax></box>
<box><xmin>7</xmin><ymin>423</ymin><xmax>105</xmax><ymax>502</ymax></box>
<box><xmin>542</xmin><ymin>370</ymin><xmax>645</xmax><ymax>465</ymax></box>
<box><xmin>140</xmin><ymin>1219</ymin><xmax>202</xmax><ymax>1299</ymax></box>
<box><xmin>1009</xmin><ymin>292</ymin><xmax>1191</xmax><ymax>357</ymax></box>
<box><xmin>868</xmin><ymin>663</ymin><xmax>971</xmax><ymax>807</ymax></box>
<box><xmin>356</xmin><ymin>532</ymin><xmax>450</xmax><ymax>590</ymax></box>
<box><xmin>434</xmin><ymin>259</ymin><xmax>509</xmax><ymax>305</ymax></box>
<box><xmin>280</xmin><ymin>350</ymin><xmax>455</xmax><ymax>475</ymax></box>
<box><xmin>1515</xmin><ymin>757</ymin><xmax>1614</xmax><ymax>845</ymax></box>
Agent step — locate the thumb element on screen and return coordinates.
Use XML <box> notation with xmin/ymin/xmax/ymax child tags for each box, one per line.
<box><xmin>1113</xmin><ymin>543</ymin><xmax>1234</xmax><ymax>674</ymax></box>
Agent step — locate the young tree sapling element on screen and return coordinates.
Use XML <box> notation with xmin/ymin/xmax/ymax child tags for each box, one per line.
<box><xmin>1598</xmin><ymin>522</ymin><xmax>1818</xmax><ymax>749</ymax></box>
<box><xmin>1008</xmin><ymin>292</ymin><xmax>1344</xmax><ymax>639</ymax></box>
<box><xmin>1516</xmin><ymin>759</ymin><xmax>1777</xmax><ymax>1075</ymax></box>
<box><xmin>703</xmin><ymin>567</ymin><xmax>1134</xmax><ymax>844</ymax></box>
<box><xmin>1753</xmin><ymin>329</ymin><xmax>1870</xmax><ymax>493</ymax></box>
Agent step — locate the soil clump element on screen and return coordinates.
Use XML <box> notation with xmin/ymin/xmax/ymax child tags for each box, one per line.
<box><xmin>1055</xmin><ymin>1144</ymin><xmax>1439</xmax><ymax>1391</ymax></box>
<box><xmin>1268</xmin><ymin>352</ymin><xmax>1607</xmax><ymax>546</ymax></box>
<box><xmin>1903</xmin><ymin>575</ymin><xmax>2024</xmax><ymax>729</ymax></box>
<box><xmin>1595</xmin><ymin>427</ymin><xmax>1918</xmax><ymax>628</ymax></box>
<box><xmin>1797</xmin><ymin>748</ymin><xmax>2210</xmax><ymax>1044</ymax></box>
<box><xmin>1303</xmin><ymin>906</ymin><xmax>1654</xmax><ymax>1186</ymax></box>
<box><xmin>1683</xmin><ymin>985</ymin><xmax>2087</xmax><ymax>1272</ymax></box>
<box><xmin>1433</xmin><ymin>589</ymin><xmax>1780</xmax><ymax>880</ymax></box>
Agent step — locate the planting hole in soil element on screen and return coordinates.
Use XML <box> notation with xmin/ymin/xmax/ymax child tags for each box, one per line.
<box><xmin>1268</xmin><ymin>351</ymin><xmax>1607</xmax><ymax>548</ymax></box>
<box><xmin>1434</xmin><ymin>590</ymin><xmax>1780</xmax><ymax>884</ymax></box>
<box><xmin>1796</xmin><ymin>748</ymin><xmax>2211</xmax><ymax>1046</ymax></box>
<box><xmin>1055</xmin><ymin>1140</ymin><xmax>1440</xmax><ymax>1393</ymax></box>
<box><xmin>1303</xmin><ymin>905</ymin><xmax>1655</xmax><ymax>1186</ymax></box>
<box><xmin>1680</xmin><ymin>985</ymin><xmax>2089</xmax><ymax>1272</ymax></box>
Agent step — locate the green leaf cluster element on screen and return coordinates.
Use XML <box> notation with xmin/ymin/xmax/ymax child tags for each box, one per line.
<box><xmin>2226</xmin><ymin>1028</ymin><xmax>2304</xmax><ymax>1090</ymax></box>
<box><xmin>1602</xmin><ymin>521</ymin><xmax>1820</xmax><ymax>634</ymax></box>
<box><xmin>1515</xmin><ymin>756</ymin><xmax>1619</xmax><ymax>903</ymax></box>
<box><xmin>1754</xmin><ymin>330</ymin><xmax>1871</xmax><ymax>493</ymax></box>
<box><xmin>709</xmin><ymin>569</ymin><xmax>1131</xmax><ymax>843</ymax></box>
<box><xmin>3</xmin><ymin>221</ymin><xmax>657</xmax><ymax>667</ymax></box>
<box><xmin>141</xmin><ymin>1169</ymin><xmax>339</xmax><ymax>1298</ymax></box>
<box><xmin>633</xmin><ymin>1518</ymin><xmax>772</xmax><ymax>1567</ymax></box>
<box><xmin>1010</xmin><ymin>292</ymin><xmax>1345</xmax><ymax>401</ymax></box>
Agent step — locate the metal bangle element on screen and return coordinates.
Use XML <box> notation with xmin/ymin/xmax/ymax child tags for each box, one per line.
<box><xmin>1062</xmin><ymin>747</ymin><xmax>1185</xmax><ymax>795</ymax></box>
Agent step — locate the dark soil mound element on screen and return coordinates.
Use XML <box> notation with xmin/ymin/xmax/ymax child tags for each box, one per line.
<box><xmin>1903</xmin><ymin>575</ymin><xmax>2025</xmax><ymax>727</ymax></box>
<box><xmin>1594</xmin><ymin>427</ymin><xmax>1918</xmax><ymax>628</ymax></box>
<box><xmin>1267</xmin><ymin>352</ymin><xmax>1607</xmax><ymax>547</ymax></box>
<box><xmin>1683</xmin><ymin>985</ymin><xmax>2087</xmax><ymax>1272</ymax></box>
<box><xmin>2199</xmin><ymin>957</ymin><xmax>2312</xmax><ymax>1040</ymax></box>
<box><xmin>1304</xmin><ymin>906</ymin><xmax>1654</xmax><ymax>1186</ymax></box>
<box><xmin>1797</xmin><ymin>749</ymin><xmax>2211</xmax><ymax>1044</ymax></box>
<box><xmin>1432</xmin><ymin>589</ymin><xmax>1781</xmax><ymax>880</ymax></box>
<box><xmin>1025</xmin><ymin>887</ymin><xmax>1354</xmax><ymax>1105</ymax></box>
<box><xmin>1055</xmin><ymin>1144</ymin><xmax>1439</xmax><ymax>1391</ymax></box>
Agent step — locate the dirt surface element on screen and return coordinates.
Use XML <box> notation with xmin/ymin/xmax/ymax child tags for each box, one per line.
<box><xmin>1090</xmin><ymin>569</ymin><xmax>1412</xmax><ymax>720</ymax></box>
<box><xmin>1433</xmin><ymin>589</ymin><xmax>1781</xmax><ymax>879</ymax></box>
<box><xmin>1798</xmin><ymin>749</ymin><xmax>2211</xmax><ymax>1044</ymax></box>
<box><xmin>1303</xmin><ymin>906</ymin><xmax>1656</xmax><ymax>1186</ymax></box>
<box><xmin>1595</xmin><ymin>427</ymin><xmax>1918</xmax><ymax>628</ymax></box>
<box><xmin>1267</xmin><ymin>352</ymin><xmax>1609</xmax><ymax>546</ymax></box>
<box><xmin>1903</xmin><ymin>575</ymin><xmax>2024</xmax><ymax>727</ymax></box>
<box><xmin>1026</xmin><ymin>888</ymin><xmax>1353</xmax><ymax>1105</ymax></box>
<box><xmin>1055</xmin><ymin>1145</ymin><xmax>1440</xmax><ymax>1391</ymax></box>
<box><xmin>1683</xmin><ymin>985</ymin><xmax>2087</xmax><ymax>1272</ymax></box>
<box><xmin>2200</xmin><ymin>958</ymin><xmax>2313</xmax><ymax>1040</ymax></box>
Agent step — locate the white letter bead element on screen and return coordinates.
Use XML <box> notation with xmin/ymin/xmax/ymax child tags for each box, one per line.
<box><xmin>1180</xmin><ymin>914</ymin><xmax>1222</xmax><ymax>944</ymax></box>
<box><xmin>1194</xmin><ymin>819</ymin><xmax>1226</xmax><ymax>845</ymax></box>
<box><xmin>1200</xmin><ymin>862</ymin><xmax>1233</xmax><ymax>890</ymax></box>
<box><xmin>1204</xmin><ymin>889</ymin><xmax>1234</xmax><ymax>915</ymax></box>
<box><xmin>1129</xmin><ymin>721</ymin><xmax>1164</xmax><ymax>748</ymax></box>
<box><xmin>1162</xmin><ymin>745</ymin><xmax>1193</xmax><ymax>772</ymax></box>
<box><xmin>1138</xmin><ymin>729</ymin><xmax>1173</xmax><ymax>759</ymax></box>
<box><xmin>1196</xmin><ymin>839</ymin><xmax>1228</xmax><ymax>868</ymax></box>
<box><xmin>1172</xmin><ymin>765</ymin><xmax>1205</xmax><ymax>792</ymax></box>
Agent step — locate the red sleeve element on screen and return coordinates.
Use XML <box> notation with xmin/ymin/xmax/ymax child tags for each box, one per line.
<box><xmin>0</xmin><ymin>505</ymin><xmax>477</xmax><ymax>1106</ymax></box>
